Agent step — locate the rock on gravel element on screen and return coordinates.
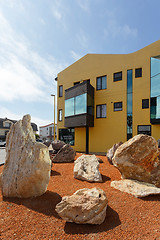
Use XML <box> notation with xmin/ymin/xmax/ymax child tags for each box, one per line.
<box><xmin>55</xmin><ymin>187</ymin><xmax>108</xmax><ymax>224</ymax></box>
<box><xmin>106</xmin><ymin>142</ymin><xmax>123</xmax><ymax>165</ymax></box>
<box><xmin>52</xmin><ymin>140</ymin><xmax>65</xmax><ymax>152</ymax></box>
<box><xmin>53</xmin><ymin>144</ymin><xmax>76</xmax><ymax>163</ymax></box>
<box><xmin>74</xmin><ymin>154</ymin><xmax>102</xmax><ymax>182</ymax></box>
<box><xmin>112</xmin><ymin>134</ymin><xmax>160</xmax><ymax>187</ymax></box>
<box><xmin>1</xmin><ymin>114</ymin><xmax>51</xmax><ymax>198</ymax></box>
<box><xmin>111</xmin><ymin>179</ymin><xmax>160</xmax><ymax>197</ymax></box>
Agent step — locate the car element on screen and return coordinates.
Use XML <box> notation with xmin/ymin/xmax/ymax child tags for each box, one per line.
<box><xmin>36</xmin><ymin>139</ymin><xmax>43</xmax><ymax>143</ymax></box>
<box><xmin>0</xmin><ymin>140</ymin><xmax>6</xmax><ymax>147</ymax></box>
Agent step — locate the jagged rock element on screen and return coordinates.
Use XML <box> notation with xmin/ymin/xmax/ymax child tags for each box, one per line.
<box><xmin>111</xmin><ymin>179</ymin><xmax>160</xmax><ymax>197</ymax></box>
<box><xmin>52</xmin><ymin>140</ymin><xmax>65</xmax><ymax>153</ymax></box>
<box><xmin>106</xmin><ymin>142</ymin><xmax>123</xmax><ymax>165</ymax></box>
<box><xmin>53</xmin><ymin>144</ymin><xmax>76</xmax><ymax>163</ymax></box>
<box><xmin>1</xmin><ymin>115</ymin><xmax>51</xmax><ymax>198</ymax></box>
<box><xmin>112</xmin><ymin>134</ymin><xmax>160</xmax><ymax>187</ymax></box>
<box><xmin>96</xmin><ymin>157</ymin><xmax>103</xmax><ymax>163</ymax></box>
<box><xmin>74</xmin><ymin>154</ymin><xmax>102</xmax><ymax>182</ymax></box>
<box><xmin>55</xmin><ymin>187</ymin><xmax>108</xmax><ymax>224</ymax></box>
<box><xmin>43</xmin><ymin>140</ymin><xmax>51</xmax><ymax>147</ymax></box>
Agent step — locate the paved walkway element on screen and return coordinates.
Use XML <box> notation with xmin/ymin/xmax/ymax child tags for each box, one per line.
<box><xmin>0</xmin><ymin>147</ymin><xmax>6</xmax><ymax>165</ymax></box>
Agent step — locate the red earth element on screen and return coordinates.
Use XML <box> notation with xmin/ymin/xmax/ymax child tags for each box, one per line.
<box><xmin>0</xmin><ymin>153</ymin><xmax>160</xmax><ymax>240</ymax></box>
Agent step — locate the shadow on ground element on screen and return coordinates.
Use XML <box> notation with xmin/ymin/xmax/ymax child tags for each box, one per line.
<box><xmin>64</xmin><ymin>205</ymin><xmax>121</xmax><ymax>234</ymax></box>
<box><xmin>101</xmin><ymin>174</ymin><xmax>111</xmax><ymax>183</ymax></box>
<box><xmin>51</xmin><ymin>170</ymin><xmax>61</xmax><ymax>176</ymax></box>
<box><xmin>140</xmin><ymin>194</ymin><xmax>160</xmax><ymax>202</ymax></box>
<box><xmin>3</xmin><ymin>190</ymin><xmax>62</xmax><ymax>218</ymax></box>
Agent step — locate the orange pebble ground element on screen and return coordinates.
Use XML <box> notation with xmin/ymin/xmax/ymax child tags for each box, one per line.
<box><xmin>0</xmin><ymin>153</ymin><xmax>160</xmax><ymax>240</ymax></box>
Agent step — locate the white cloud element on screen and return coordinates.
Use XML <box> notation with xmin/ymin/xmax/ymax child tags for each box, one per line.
<box><xmin>77</xmin><ymin>29</ymin><xmax>89</xmax><ymax>50</ymax></box>
<box><xmin>70</xmin><ymin>50</ymin><xmax>83</xmax><ymax>61</ymax></box>
<box><xmin>0</xmin><ymin>107</ymin><xmax>51</xmax><ymax>130</ymax></box>
<box><xmin>0</xmin><ymin>10</ymin><xmax>64</xmax><ymax>103</ymax></box>
<box><xmin>104</xmin><ymin>17</ymin><xmax>138</xmax><ymax>40</ymax></box>
<box><xmin>77</xmin><ymin>0</ymin><xmax>90</xmax><ymax>12</ymax></box>
<box><xmin>52</xmin><ymin>9</ymin><xmax>62</xmax><ymax>20</ymax></box>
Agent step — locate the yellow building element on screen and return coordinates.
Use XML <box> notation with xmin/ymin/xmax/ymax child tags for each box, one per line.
<box><xmin>56</xmin><ymin>40</ymin><xmax>160</xmax><ymax>154</ymax></box>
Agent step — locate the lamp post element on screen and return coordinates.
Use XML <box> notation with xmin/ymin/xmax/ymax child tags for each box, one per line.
<box><xmin>51</xmin><ymin>94</ymin><xmax>56</xmax><ymax>141</ymax></box>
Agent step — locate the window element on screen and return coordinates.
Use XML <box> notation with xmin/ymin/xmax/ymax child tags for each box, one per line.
<box><xmin>96</xmin><ymin>104</ymin><xmax>106</xmax><ymax>118</ymax></box>
<box><xmin>65</xmin><ymin>93</ymin><xmax>87</xmax><ymax>117</ymax></box>
<box><xmin>114</xmin><ymin>102</ymin><xmax>122</xmax><ymax>111</ymax></box>
<box><xmin>114</xmin><ymin>71</ymin><xmax>122</xmax><ymax>81</ymax></box>
<box><xmin>59</xmin><ymin>128</ymin><xmax>75</xmax><ymax>145</ymax></box>
<box><xmin>4</xmin><ymin>122</ymin><xmax>11</xmax><ymax>127</ymax></box>
<box><xmin>59</xmin><ymin>109</ymin><xmax>62</xmax><ymax>121</ymax></box>
<box><xmin>96</xmin><ymin>75</ymin><xmax>107</xmax><ymax>90</ymax></box>
<box><xmin>137</xmin><ymin>125</ymin><xmax>151</xmax><ymax>136</ymax></box>
<box><xmin>142</xmin><ymin>99</ymin><xmax>149</xmax><ymax>109</ymax></box>
<box><xmin>135</xmin><ymin>68</ymin><xmax>142</xmax><ymax>78</ymax></box>
<box><xmin>59</xmin><ymin>85</ymin><xmax>63</xmax><ymax>97</ymax></box>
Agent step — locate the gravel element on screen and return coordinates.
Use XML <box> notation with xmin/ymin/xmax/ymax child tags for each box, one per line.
<box><xmin>0</xmin><ymin>153</ymin><xmax>160</xmax><ymax>240</ymax></box>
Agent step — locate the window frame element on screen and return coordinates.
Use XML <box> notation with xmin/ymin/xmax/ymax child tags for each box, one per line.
<box><xmin>96</xmin><ymin>75</ymin><xmax>107</xmax><ymax>90</ymax></box>
<box><xmin>59</xmin><ymin>109</ymin><xmax>62</xmax><ymax>121</ymax></box>
<box><xmin>96</xmin><ymin>104</ymin><xmax>106</xmax><ymax>118</ymax></box>
<box><xmin>114</xmin><ymin>101</ymin><xmax>123</xmax><ymax>111</ymax></box>
<box><xmin>113</xmin><ymin>71</ymin><xmax>122</xmax><ymax>82</ymax></box>
<box><xmin>135</xmin><ymin>68</ymin><xmax>142</xmax><ymax>78</ymax></box>
<box><xmin>142</xmin><ymin>99</ymin><xmax>149</xmax><ymax>109</ymax></box>
<box><xmin>59</xmin><ymin>85</ymin><xmax>63</xmax><ymax>97</ymax></box>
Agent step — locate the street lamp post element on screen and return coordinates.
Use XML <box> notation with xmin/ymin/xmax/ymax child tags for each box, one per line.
<box><xmin>51</xmin><ymin>94</ymin><xmax>56</xmax><ymax>141</ymax></box>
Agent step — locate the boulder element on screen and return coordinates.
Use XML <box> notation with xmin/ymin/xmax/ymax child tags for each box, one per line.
<box><xmin>106</xmin><ymin>142</ymin><xmax>123</xmax><ymax>165</ymax></box>
<box><xmin>111</xmin><ymin>179</ymin><xmax>160</xmax><ymax>197</ymax></box>
<box><xmin>74</xmin><ymin>154</ymin><xmax>102</xmax><ymax>182</ymax></box>
<box><xmin>53</xmin><ymin>144</ymin><xmax>76</xmax><ymax>163</ymax></box>
<box><xmin>1</xmin><ymin>115</ymin><xmax>51</xmax><ymax>198</ymax></box>
<box><xmin>52</xmin><ymin>140</ymin><xmax>65</xmax><ymax>152</ymax></box>
<box><xmin>112</xmin><ymin>134</ymin><xmax>160</xmax><ymax>187</ymax></box>
<box><xmin>55</xmin><ymin>187</ymin><xmax>108</xmax><ymax>224</ymax></box>
<box><xmin>43</xmin><ymin>140</ymin><xmax>51</xmax><ymax>147</ymax></box>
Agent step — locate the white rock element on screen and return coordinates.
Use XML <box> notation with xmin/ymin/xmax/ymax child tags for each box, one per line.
<box><xmin>1</xmin><ymin>115</ymin><xmax>51</xmax><ymax>198</ymax></box>
<box><xmin>111</xmin><ymin>179</ymin><xmax>160</xmax><ymax>197</ymax></box>
<box><xmin>55</xmin><ymin>187</ymin><xmax>108</xmax><ymax>224</ymax></box>
<box><xmin>74</xmin><ymin>154</ymin><xmax>102</xmax><ymax>182</ymax></box>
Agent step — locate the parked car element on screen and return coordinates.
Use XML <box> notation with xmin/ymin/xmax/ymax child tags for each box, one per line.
<box><xmin>36</xmin><ymin>139</ymin><xmax>43</xmax><ymax>143</ymax></box>
<box><xmin>0</xmin><ymin>140</ymin><xmax>6</xmax><ymax>147</ymax></box>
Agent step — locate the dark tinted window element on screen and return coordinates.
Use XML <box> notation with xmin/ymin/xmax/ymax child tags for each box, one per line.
<box><xmin>142</xmin><ymin>99</ymin><xmax>149</xmax><ymax>109</ymax></box>
<box><xmin>114</xmin><ymin>71</ymin><xmax>122</xmax><ymax>81</ymax></box>
<box><xmin>114</xmin><ymin>102</ymin><xmax>122</xmax><ymax>111</ymax></box>
<box><xmin>59</xmin><ymin>85</ymin><xmax>63</xmax><ymax>97</ymax></box>
<box><xmin>59</xmin><ymin>128</ymin><xmax>75</xmax><ymax>145</ymax></box>
<box><xmin>96</xmin><ymin>76</ymin><xmax>107</xmax><ymax>90</ymax></box>
<box><xmin>96</xmin><ymin>104</ymin><xmax>106</xmax><ymax>118</ymax></box>
<box><xmin>135</xmin><ymin>68</ymin><xmax>142</xmax><ymax>78</ymax></box>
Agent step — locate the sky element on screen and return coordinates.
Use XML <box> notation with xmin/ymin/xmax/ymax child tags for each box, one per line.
<box><xmin>0</xmin><ymin>0</ymin><xmax>160</xmax><ymax>131</ymax></box>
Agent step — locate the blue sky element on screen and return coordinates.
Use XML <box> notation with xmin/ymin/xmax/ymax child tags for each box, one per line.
<box><xmin>0</xmin><ymin>0</ymin><xmax>160</xmax><ymax>130</ymax></box>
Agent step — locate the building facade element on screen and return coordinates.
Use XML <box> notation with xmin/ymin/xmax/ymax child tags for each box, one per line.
<box><xmin>56</xmin><ymin>40</ymin><xmax>160</xmax><ymax>154</ymax></box>
<box><xmin>39</xmin><ymin>123</ymin><xmax>57</xmax><ymax>142</ymax></box>
<box><xmin>0</xmin><ymin>118</ymin><xmax>38</xmax><ymax>141</ymax></box>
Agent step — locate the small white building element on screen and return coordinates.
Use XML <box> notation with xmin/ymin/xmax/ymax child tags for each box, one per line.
<box><xmin>39</xmin><ymin>123</ymin><xmax>57</xmax><ymax>142</ymax></box>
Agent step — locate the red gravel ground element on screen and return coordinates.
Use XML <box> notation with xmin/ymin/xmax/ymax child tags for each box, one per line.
<box><xmin>0</xmin><ymin>153</ymin><xmax>160</xmax><ymax>240</ymax></box>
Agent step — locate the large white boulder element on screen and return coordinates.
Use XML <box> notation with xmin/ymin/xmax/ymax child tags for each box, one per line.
<box><xmin>111</xmin><ymin>179</ymin><xmax>160</xmax><ymax>197</ymax></box>
<box><xmin>55</xmin><ymin>187</ymin><xmax>108</xmax><ymax>224</ymax></box>
<box><xmin>74</xmin><ymin>154</ymin><xmax>102</xmax><ymax>182</ymax></box>
<box><xmin>1</xmin><ymin>115</ymin><xmax>51</xmax><ymax>198</ymax></box>
<box><xmin>112</xmin><ymin>134</ymin><xmax>160</xmax><ymax>187</ymax></box>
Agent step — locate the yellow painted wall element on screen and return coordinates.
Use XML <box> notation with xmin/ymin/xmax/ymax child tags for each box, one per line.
<box><xmin>57</xmin><ymin>40</ymin><xmax>160</xmax><ymax>153</ymax></box>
